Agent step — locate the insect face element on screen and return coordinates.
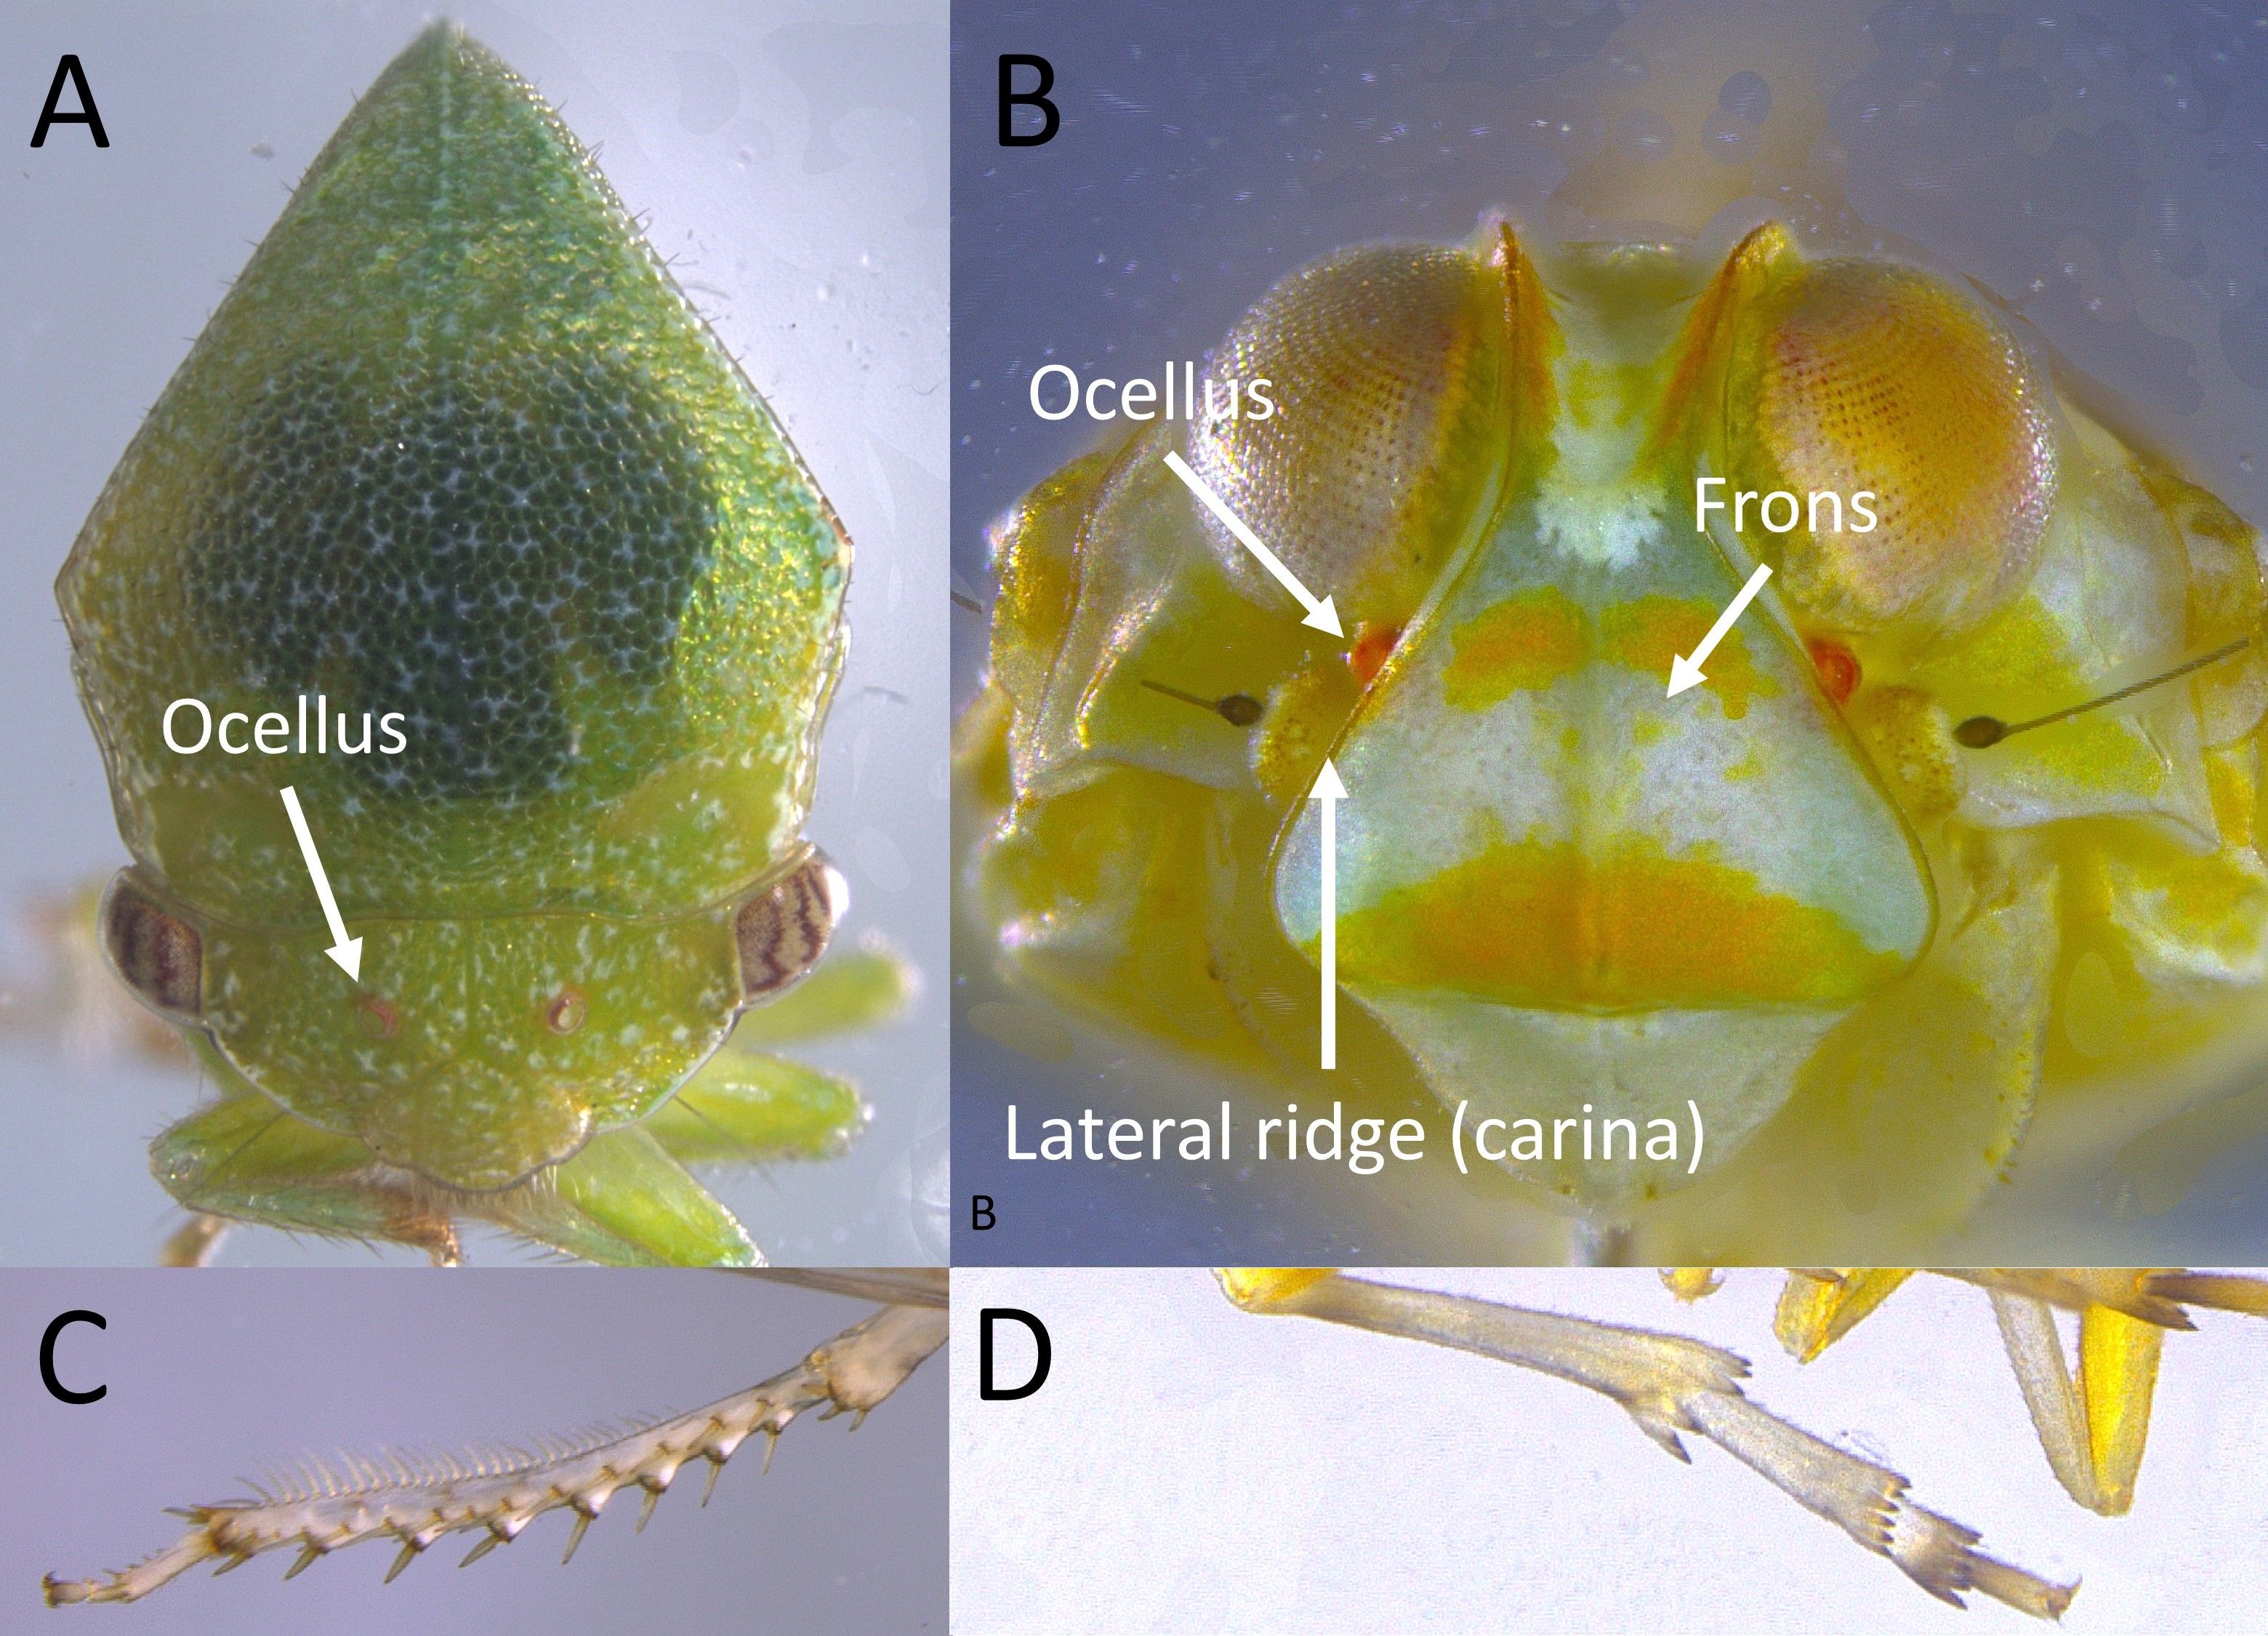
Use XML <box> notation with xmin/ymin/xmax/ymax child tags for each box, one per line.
<box><xmin>185</xmin><ymin>894</ymin><xmax>757</xmax><ymax>1192</ymax></box>
<box><xmin>967</xmin><ymin>217</ymin><xmax>2268</xmax><ymax>1257</ymax></box>
<box><xmin>1253</xmin><ymin>228</ymin><xmax>1940</xmax><ymax>1206</ymax></box>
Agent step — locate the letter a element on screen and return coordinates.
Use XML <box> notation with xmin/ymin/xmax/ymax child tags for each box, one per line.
<box><xmin>33</xmin><ymin>55</ymin><xmax>108</xmax><ymax>148</ymax></box>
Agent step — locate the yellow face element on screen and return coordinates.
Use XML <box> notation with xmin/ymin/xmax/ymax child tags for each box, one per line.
<box><xmin>960</xmin><ymin>219</ymin><xmax>2268</xmax><ymax>1262</ymax></box>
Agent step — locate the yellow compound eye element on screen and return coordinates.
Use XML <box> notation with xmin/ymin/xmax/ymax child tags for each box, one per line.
<box><xmin>1186</xmin><ymin>227</ymin><xmax>1553</xmax><ymax>633</ymax></box>
<box><xmin>1726</xmin><ymin>258</ymin><xmax>2057</xmax><ymax>635</ymax></box>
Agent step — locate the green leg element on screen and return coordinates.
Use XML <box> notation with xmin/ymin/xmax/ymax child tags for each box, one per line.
<box><xmin>150</xmin><ymin>1091</ymin><xmax>463</xmax><ymax>1264</ymax></box>
<box><xmin>475</xmin><ymin>1125</ymin><xmax>759</xmax><ymax>1267</ymax></box>
<box><xmin>648</xmin><ymin>1050</ymin><xmax>870</xmax><ymax>1166</ymax></box>
<box><xmin>155</xmin><ymin>1072</ymin><xmax>760</xmax><ymax>1267</ymax></box>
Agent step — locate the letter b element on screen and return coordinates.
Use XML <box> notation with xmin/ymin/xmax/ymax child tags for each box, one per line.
<box><xmin>998</xmin><ymin>55</ymin><xmax>1058</xmax><ymax>147</ymax></box>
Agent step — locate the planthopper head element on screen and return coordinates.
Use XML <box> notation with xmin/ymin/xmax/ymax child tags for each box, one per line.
<box><xmin>102</xmin><ymin>853</ymin><xmax>844</xmax><ymax>1193</ymax></box>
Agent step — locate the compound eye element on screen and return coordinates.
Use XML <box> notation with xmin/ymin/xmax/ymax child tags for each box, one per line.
<box><xmin>100</xmin><ymin>873</ymin><xmax>203</xmax><ymax>1019</ymax></box>
<box><xmin>1187</xmin><ymin>230</ymin><xmax>1548</xmax><ymax>633</ymax></box>
<box><xmin>1726</xmin><ymin>258</ymin><xmax>2056</xmax><ymax>635</ymax></box>
<box><xmin>735</xmin><ymin>851</ymin><xmax>846</xmax><ymax>1002</ymax></box>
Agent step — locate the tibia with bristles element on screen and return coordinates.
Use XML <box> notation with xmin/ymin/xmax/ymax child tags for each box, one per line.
<box><xmin>2140</xmin><ymin>1270</ymin><xmax>2268</xmax><ymax>1318</ymax></box>
<box><xmin>1947</xmin><ymin>1270</ymin><xmax>2194</xmax><ymax>1330</ymax></box>
<box><xmin>1222</xmin><ymin>1271</ymin><xmax>2075</xmax><ymax>1621</ymax></box>
<box><xmin>44</xmin><ymin>1294</ymin><xmax>946</xmax><ymax>1606</ymax></box>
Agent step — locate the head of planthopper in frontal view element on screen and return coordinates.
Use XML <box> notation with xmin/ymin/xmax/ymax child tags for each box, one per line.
<box><xmin>56</xmin><ymin>24</ymin><xmax>871</xmax><ymax>1265</ymax></box>
<box><xmin>968</xmin><ymin>213</ymin><xmax>2268</xmax><ymax>1261</ymax></box>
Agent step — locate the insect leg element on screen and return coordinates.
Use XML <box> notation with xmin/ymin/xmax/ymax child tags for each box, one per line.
<box><xmin>648</xmin><ymin>1053</ymin><xmax>868</xmax><ymax>1166</ymax></box>
<box><xmin>1223</xmin><ymin>1270</ymin><xmax>2073</xmax><ymax>1619</ymax></box>
<box><xmin>1771</xmin><ymin>1268</ymin><xmax>1914</xmax><ymax>1361</ymax></box>
<box><xmin>2076</xmin><ymin>1305</ymin><xmax>2163</xmax><ymax>1515</ymax></box>
<box><xmin>157</xmin><ymin>1211</ymin><xmax>232</xmax><ymax>1267</ymax></box>
<box><xmin>1970</xmin><ymin>1269</ymin><xmax>2268</xmax><ymax>1517</ymax></box>
<box><xmin>471</xmin><ymin>1125</ymin><xmax>757</xmax><ymax>1267</ymax></box>
<box><xmin>1991</xmin><ymin>1290</ymin><xmax>2120</xmax><ymax>1514</ymax></box>
<box><xmin>150</xmin><ymin>1092</ymin><xmax>459</xmax><ymax>1264</ymax></box>
<box><xmin>43</xmin><ymin>1283</ymin><xmax>946</xmax><ymax>1605</ymax></box>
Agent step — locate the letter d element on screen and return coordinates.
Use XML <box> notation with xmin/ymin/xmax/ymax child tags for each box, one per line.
<box><xmin>978</xmin><ymin>1307</ymin><xmax>1052</xmax><ymax>1400</ymax></box>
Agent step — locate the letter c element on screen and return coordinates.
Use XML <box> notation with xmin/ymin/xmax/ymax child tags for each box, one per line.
<box><xmin>1475</xmin><ymin>1117</ymin><xmax>1505</xmax><ymax>1164</ymax></box>
<box><xmin>41</xmin><ymin>1310</ymin><xmax>106</xmax><ymax>1404</ymax></box>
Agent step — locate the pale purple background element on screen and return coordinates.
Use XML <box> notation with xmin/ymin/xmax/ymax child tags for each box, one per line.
<box><xmin>1</xmin><ymin>1269</ymin><xmax>946</xmax><ymax>1633</ymax></box>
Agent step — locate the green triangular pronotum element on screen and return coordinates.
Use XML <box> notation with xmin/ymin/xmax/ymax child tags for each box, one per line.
<box><xmin>57</xmin><ymin>25</ymin><xmax>864</xmax><ymax>1233</ymax></box>
<box><xmin>60</xmin><ymin>21</ymin><xmax>848</xmax><ymax>927</ymax></box>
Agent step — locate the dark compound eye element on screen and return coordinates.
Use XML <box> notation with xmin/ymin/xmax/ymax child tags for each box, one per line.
<box><xmin>100</xmin><ymin>874</ymin><xmax>203</xmax><ymax>1019</ymax></box>
<box><xmin>736</xmin><ymin>852</ymin><xmax>847</xmax><ymax>1003</ymax></box>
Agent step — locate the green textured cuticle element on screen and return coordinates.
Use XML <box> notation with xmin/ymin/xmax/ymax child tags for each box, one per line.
<box><xmin>58</xmin><ymin>23</ymin><xmax>872</xmax><ymax>1264</ymax></box>
<box><xmin>60</xmin><ymin>21</ymin><xmax>848</xmax><ymax>925</ymax></box>
<box><xmin>182</xmin><ymin>352</ymin><xmax>717</xmax><ymax>801</ymax></box>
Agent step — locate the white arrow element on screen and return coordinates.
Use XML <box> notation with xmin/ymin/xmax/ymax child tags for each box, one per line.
<box><xmin>1310</xmin><ymin>758</ymin><xmax>1347</xmax><ymax>1070</ymax></box>
<box><xmin>279</xmin><ymin>786</ymin><xmax>363</xmax><ymax>981</ymax></box>
<box><xmin>1667</xmin><ymin>561</ymin><xmax>1774</xmax><ymax>698</ymax></box>
<box><xmin>1163</xmin><ymin>449</ymin><xmax>1343</xmax><ymax>638</ymax></box>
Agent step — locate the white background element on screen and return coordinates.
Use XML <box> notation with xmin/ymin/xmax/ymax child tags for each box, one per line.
<box><xmin>952</xmin><ymin>1267</ymin><xmax>2268</xmax><ymax>1634</ymax></box>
